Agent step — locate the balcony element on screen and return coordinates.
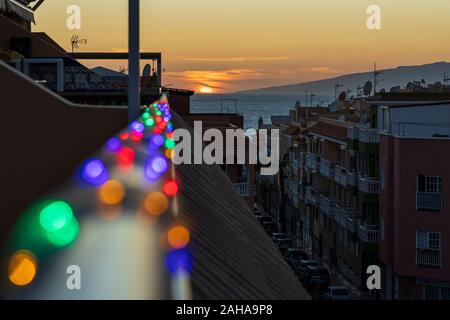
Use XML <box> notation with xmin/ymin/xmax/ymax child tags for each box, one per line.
<box><xmin>305</xmin><ymin>185</ymin><xmax>320</xmax><ymax>207</ymax></box>
<box><xmin>358</xmin><ymin>177</ymin><xmax>379</xmax><ymax>194</ymax></box>
<box><xmin>298</xmin><ymin>152</ymin><xmax>305</xmax><ymax>168</ymax></box>
<box><xmin>234</xmin><ymin>182</ymin><xmax>250</xmax><ymax>197</ymax></box>
<box><xmin>359</xmin><ymin>128</ymin><xmax>379</xmax><ymax>144</ymax></box>
<box><xmin>347</xmin><ymin>171</ymin><xmax>357</xmax><ymax>187</ymax></box>
<box><xmin>335</xmin><ymin>203</ymin><xmax>357</xmax><ymax>233</ymax></box>
<box><xmin>347</xmin><ymin>126</ymin><xmax>359</xmax><ymax>140</ymax></box>
<box><xmin>306</xmin><ymin>152</ymin><xmax>319</xmax><ymax>173</ymax></box>
<box><xmin>416</xmin><ymin>192</ymin><xmax>442</xmax><ymax>211</ymax></box>
<box><xmin>334</xmin><ymin>165</ymin><xmax>347</xmax><ymax>187</ymax></box>
<box><xmin>320</xmin><ymin>159</ymin><xmax>335</xmax><ymax>179</ymax></box>
<box><xmin>416</xmin><ymin>249</ymin><xmax>441</xmax><ymax>268</ymax></box>
<box><xmin>292</xmin><ymin>159</ymin><xmax>299</xmax><ymax>172</ymax></box>
<box><xmin>292</xmin><ymin>191</ymin><xmax>300</xmax><ymax>208</ymax></box>
<box><xmin>358</xmin><ymin>224</ymin><xmax>379</xmax><ymax>243</ymax></box>
<box><xmin>320</xmin><ymin>194</ymin><xmax>335</xmax><ymax>217</ymax></box>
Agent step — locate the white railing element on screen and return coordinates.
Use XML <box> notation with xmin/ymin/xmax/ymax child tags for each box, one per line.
<box><xmin>292</xmin><ymin>159</ymin><xmax>299</xmax><ymax>171</ymax></box>
<box><xmin>334</xmin><ymin>165</ymin><xmax>347</xmax><ymax>187</ymax></box>
<box><xmin>358</xmin><ymin>224</ymin><xmax>379</xmax><ymax>243</ymax></box>
<box><xmin>320</xmin><ymin>158</ymin><xmax>335</xmax><ymax>178</ymax></box>
<box><xmin>234</xmin><ymin>182</ymin><xmax>250</xmax><ymax>197</ymax></box>
<box><xmin>305</xmin><ymin>185</ymin><xmax>319</xmax><ymax>206</ymax></box>
<box><xmin>416</xmin><ymin>249</ymin><xmax>441</xmax><ymax>268</ymax></box>
<box><xmin>358</xmin><ymin>177</ymin><xmax>379</xmax><ymax>194</ymax></box>
<box><xmin>320</xmin><ymin>194</ymin><xmax>335</xmax><ymax>217</ymax></box>
<box><xmin>292</xmin><ymin>191</ymin><xmax>299</xmax><ymax>208</ymax></box>
<box><xmin>299</xmin><ymin>152</ymin><xmax>305</xmax><ymax>168</ymax></box>
<box><xmin>335</xmin><ymin>203</ymin><xmax>357</xmax><ymax>232</ymax></box>
<box><xmin>347</xmin><ymin>171</ymin><xmax>357</xmax><ymax>187</ymax></box>
<box><xmin>359</xmin><ymin>128</ymin><xmax>379</xmax><ymax>143</ymax></box>
<box><xmin>347</xmin><ymin>126</ymin><xmax>359</xmax><ymax>140</ymax></box>
<box><xmin>416</xmin><ymin>192</ymin><xmax>442</xmax><ymax>211</ymax></box>
<box><xmin>306</xmin><ymin>152</ymin><xmax>319</xmax><ymax>173</ymax></box>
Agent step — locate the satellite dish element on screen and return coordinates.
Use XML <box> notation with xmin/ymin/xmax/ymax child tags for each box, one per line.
<box><xmin>143</xmin><ymin>64</ymin><xmax>151</xmax><ymax>77</ymax></box>
<box><xmin>338</xmin><ymin>91</ymin><xmax>347</xmax><ymax>101</ymax></box>
<box><xmin>363</xmin><ymin>81</ymin><xmax>373</xmax><ymax>96</ymax></box>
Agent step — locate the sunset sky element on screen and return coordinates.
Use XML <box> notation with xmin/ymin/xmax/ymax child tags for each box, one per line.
<box><xmin>33</xmin><ymin>0</ymin><xmax>450</xmax><ymax>93</ymax></box>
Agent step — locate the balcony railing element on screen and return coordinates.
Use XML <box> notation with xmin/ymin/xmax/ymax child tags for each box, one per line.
<box><xmin>306</xmin><ymin>152</ymin><xmax>319</xmax><ymax>173</ymax></box>
<box><xmin>347</xmin><ymin>126</ymin><xmax>359</xmax><ymax>140</ymax></box>
<box><xmin>416</xmin><ymin>249</ymin><xmax>441</xmax><ymax>268</ymax></box>
<box><xmin>234</xmin><ymin>182</ymin><xmax>250</xmax><ymax>197</ymax></box>
<box><xmin>416</xmin><ymin>192</ymin><xmax>442</xmax><ymax>211</ymax></box>
<box><xmin>358</xmin><ymin>224</ymin><xmax>379</xmax><ymax>243</ymax></box>
<box><xmin>292</xmin><ymin>159</ymin><xmax>299</xmax><ymax>171</ymax></box>
<box><xmin>320</xmin><ymin>159</ymin><xmax>335</xmax><ymax>178</ymax></box>
<box><xmin>359</xmin><ymin>128</ymin><xmax>379</xmax><ymax>144</ymax></box>
<box><xmin>292</xmin><ymin>191</ymin><xmax>299</xmax><ymax>208</ymax></box>
<box><xmin>358</xmin><ymin>177</ymin><xmax>379</xmax><ymax>194</ymax></box>
<box><xmin>347</xmin><ymin>171</ymin><xmax>357</xmax><ymax>187</ymax></box>
<box><xmin>305</xmin><ymin>185</ymin><xmax>319</xmax><ymax>207</ymax></box>
<box><xmin>320</xmin><ymin>194</ymin><xmax>335</xmax><ymax>217</ymax></box>
<box><xmin>335</xmin><ymin>203</ymin><xmax>357</xmax><ymax>232</ymax></box>
<box><xmin>334</xmin><ymin>165</ymin><xmax>347</xmax><ymax>187</ymax></box>
<box><xmin>299</xmin><ymin>152</ymin><xmax>305</xmax><ymax>168</ymax></box>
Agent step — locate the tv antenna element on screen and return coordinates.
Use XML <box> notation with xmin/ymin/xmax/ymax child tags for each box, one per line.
<box><xmin>373</xmin><ymin>63</ymin><xmax>383</xmax><ymax>94</ymax></box>
<box><xmin>335</xmin><ymin>82</ymin><xmax>343</xmax><ymax>101</ymax></box>
<box><xmin>70</xmin><ymin>35</ymin><xmax>87</xmax><ymax>53</ymax></box>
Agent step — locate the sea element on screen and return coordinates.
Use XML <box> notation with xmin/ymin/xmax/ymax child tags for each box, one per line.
<box><xmin>191</xmin><ymin>94</ymin><xmax>334</xmax><ymax>129</ymax></box>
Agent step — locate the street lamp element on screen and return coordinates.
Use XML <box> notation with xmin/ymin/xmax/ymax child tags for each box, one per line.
<box><xmin>128</xmin><ymin>0</ymin><xmax>140</xmax><ymax>122</ymax></box>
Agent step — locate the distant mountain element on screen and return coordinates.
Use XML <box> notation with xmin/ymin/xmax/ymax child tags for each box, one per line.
<box><xmin>235</xmin><ymin>62</ymin><xmax>450</xmax><ymax>97</ymax></box>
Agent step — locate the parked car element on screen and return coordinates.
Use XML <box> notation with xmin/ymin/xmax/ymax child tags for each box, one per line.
<box><xmin>302</xmin><ymin>266</ymin><xmax>331</xmax><ymax>291</ymax></box>
<box><xmin>262</xmin><ymin>222</ymin><xmax>278</xmax><ymax>234</ymax></box>
<box><xmin>271</xmin><ymin>233</ymin><xmax>289</xmax><ymax>244</ymax></box>
<box><xmin>321</xmin><ymin>286</ymin><xmax>352</xmax><ymax>300</ymax></box>
<box><xmin>256</xmin><ymin>216</ymin><xmax>273</xmax><ymax>225</ymax></box>
<box><xmin>277</xmin><ymin>239</ymin><xmax>293</xmax><ymax>254</ymax></box>
<box><xmin>295</xmin><ymin>260</ymin><xmax>320</xmax><ymax>280</ymax></box>
<box><xmin>285</xmin><ymin>249</ymin><xmax>309</xmax><ymax>266</ymax></box>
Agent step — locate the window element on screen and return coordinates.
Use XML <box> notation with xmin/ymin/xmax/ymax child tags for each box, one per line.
<box><xmin>424</xmin><ymin>286</ymin><xmax>450</xmax><ymax>300</ymax></box>
<box><xmin>416</xmin><ymin>231</ymin><xmax>441</xmax><ymax>250</ymax></box>
<box><xmin>417</xmin><ymin>175</ymin><xmax>442</xmax><ymax>193</ymax></box>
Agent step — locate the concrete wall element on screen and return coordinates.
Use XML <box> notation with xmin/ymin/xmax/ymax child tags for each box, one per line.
<box><xmin>0</xmin><ymin>62</ymin><xmax>128</xmax><ymax>247</ymax></box>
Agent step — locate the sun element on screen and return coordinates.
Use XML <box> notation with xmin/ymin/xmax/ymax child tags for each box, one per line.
<box><xmin>199</xmin><ymin>86</ymin><xmax>213</xmax><ymax>94</ymax></box>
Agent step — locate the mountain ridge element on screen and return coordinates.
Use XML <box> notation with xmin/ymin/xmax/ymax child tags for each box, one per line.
<box><xmin>234</xmin><ymin>61</ymin><xmax>450</xmax><ymax>96</ymax></box>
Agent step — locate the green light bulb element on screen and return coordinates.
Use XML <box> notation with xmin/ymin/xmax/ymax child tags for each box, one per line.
<box><xmin>39</xmin><ymin>201</ymin><xmax>73</xmax><ymax>232</ymax></box>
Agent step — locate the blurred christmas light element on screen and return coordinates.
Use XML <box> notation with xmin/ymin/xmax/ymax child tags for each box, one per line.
<box><xmin>165</xmin><ymin>248</ymin><xmax>192</xmax><ymax>275</ymax></box>
<box><xmin>106</xmin><ymin>137</ymin><xmax>122</xmax><ymax>152</ymax></box>
<box><xmin>168</xmin><ymin>226</ymin><xmax>190</xmax><ymax>249</ymax></box>
<box><xmin>39</xmin><ymin>201</ymin><xmax>74</xmax><ymax>232</ymax></box>
<box><xmin>163</xmin><ymin>180</ymin><xmax>179</xmax><ymax>197</ymax></box>
<box><xmin>98</xmin><ymin>180</ymin><xmax>126</xmax><ymax>205</ymax></box>
<box><xmin>144</xmin><ymin>192</ymin><xmax>168</xmax><ymax>216</ymax></box>
<box><xmin>8</xmin><ymin>250</ymin><xmax>37</xmax><ymax>286</ymax></box>
<box><xmin>118</xmin><ymin>147</ymin><xmax>136</xmax><ymax>166</ymax></box>
<box><xmin>81</xmin><ymin>159</ymin><xmax>109</xmax><ymax>187</ymax></box>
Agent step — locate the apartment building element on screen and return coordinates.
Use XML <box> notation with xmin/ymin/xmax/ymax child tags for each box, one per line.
<box><xmin>282</xmin><ymin>100</ymin><xmax>381</xmax><ymax>289</ymax></box>
<box><xmin>374</xmin><ymin>96</ymin><xmax>450</xmax><ymax>300</ymax></box>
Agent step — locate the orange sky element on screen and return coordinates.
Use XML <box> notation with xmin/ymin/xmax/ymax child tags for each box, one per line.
<box><xmin>33</xmin><ymin>0</ymin><xmax>450</xmax><ymax>93</ymax></box>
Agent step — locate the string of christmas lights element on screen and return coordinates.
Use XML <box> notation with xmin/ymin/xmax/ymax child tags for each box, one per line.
<box><xmin>5</xmin><ymin>96</ymin><xmax>192</xmax><ymax>297</ymax></box>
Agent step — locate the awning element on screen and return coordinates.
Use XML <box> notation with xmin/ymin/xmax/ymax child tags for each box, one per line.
<box><xmin>0</xmin><ymin>0</ymin><xmax>35</xmax><ymax>23</ymax></box>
